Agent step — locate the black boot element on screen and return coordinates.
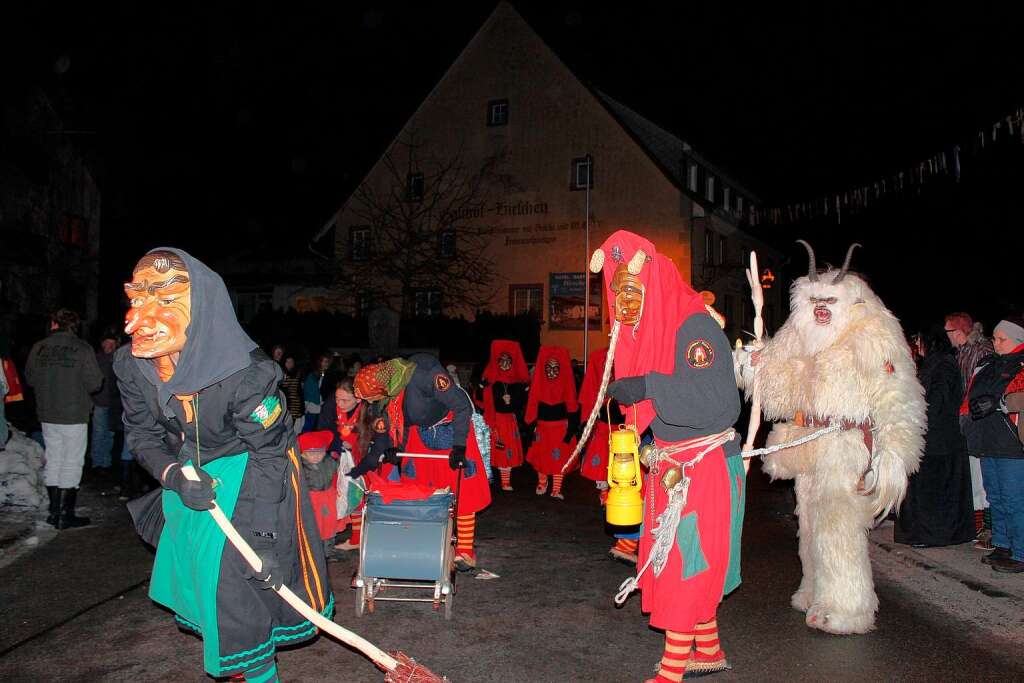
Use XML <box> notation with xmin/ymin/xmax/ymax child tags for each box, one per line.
<box><xmin>59</xmin><ymin>488</ymin><xmax>91</xmax><ymax>528</ymax></box>
<box><xmin>118</xmin><ymin>461</ymin><xmax>137</xmax><ymax>501</ymax></box>
<box><xmin>46</xmin><ymin>486</ymin><xmax>61</xmax><ymax>527</ymax></box>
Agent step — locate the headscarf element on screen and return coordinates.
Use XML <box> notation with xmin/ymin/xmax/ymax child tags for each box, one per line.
<box><xmin>354</xmin><ymin>359</ymin><xmax>416</xmax><ymax>446</ymax></box>
<box><xmin>596</xmin><ymin>229</ymin><xmax>706</xmax><ymax>432</ymax></box>
<box><xmin>524</xmin><ymin>345</ymin><xmax>577</xmax><ymax>424</ymax></box>
<box><xmin>578</xmin><ymin>347</ymin><xmax>610</xmax><ymax>419</ymax></box>
<box><xmin>130</xmin><ymin>247</ymin><xmax>257</xmax><ymax>415</ymax></box>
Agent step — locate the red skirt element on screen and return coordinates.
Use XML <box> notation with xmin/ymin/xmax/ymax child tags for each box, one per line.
<box><xmin>526</xmin><ymin>420</ymin><xmax>577</xmax><ymax>475</ymax></box>
<box><xmin>639</xmin><ymin>438</ymin><xmax>730</xmax><ymax>632</ymax></box>
<box><xmin>308</xmin><ymin>473</ymin><xmax>342</xmax><ymax>541</ymax></box>
<box><xmin>489</xmin><ymin>412</ymin><xmax>524</xmax><ymax>468</ymax></box>
<box><xmin>579</xmin><ymin>421</ymin><xmax>611</xmax><ymax>482</ymax></box>
<box><xmin>402</xmin><ymin>426</ymin><xmax>492</xmax><ymax>516</ymax></box>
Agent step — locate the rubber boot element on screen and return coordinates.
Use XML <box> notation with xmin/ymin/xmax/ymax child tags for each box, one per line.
<box><xmin>46</xmin><ymin>486</ymin><xmax>61</xmax><ymax>527</ymax></box>
<box><xmin>60</xmin><ymin>488</ymin><xmax>91</xmax><ymax>528</ymax></box>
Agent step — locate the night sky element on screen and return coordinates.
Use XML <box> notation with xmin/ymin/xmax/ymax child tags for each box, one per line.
<box><xmin>6</xmin><ymin>2</ymin><xmax>1023</xmax><ymax>331</ymax></box>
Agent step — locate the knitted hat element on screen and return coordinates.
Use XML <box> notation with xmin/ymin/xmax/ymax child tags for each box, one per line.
<box><xmin>995</xmin><ymin>318</ymin><xmax>1024</xmax><ymax>346</ymax></box>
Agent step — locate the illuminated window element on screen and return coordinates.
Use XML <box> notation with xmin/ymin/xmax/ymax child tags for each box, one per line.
<box><xmin>509</xmin><ymin>284</ymin><xmax>543</xmax><ymax>317</ymax></box>
<box><xmin>687</xmin><ymin>162</ymin><xmax>698</xmax><ymax>192</ymax></box>
<box><xmin>487</xmin><ymin>99</ymin><xmax>509</xmax><ymax>126</ymax></box>
<box><xmin>571</xmin><ymin>156</ymin><xmax>593</xmax><ymax>190</ymax></box>
<box><xmin>413</xmin><ymin>289</ymin><xmax>442</xmax><ymax>318</ymax></box>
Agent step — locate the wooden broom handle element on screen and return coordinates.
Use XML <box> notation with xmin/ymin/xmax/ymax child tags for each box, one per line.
<box><xmin>179</xmin><ymin>465</ymin><xmax>399</xmax><ymax>672</ymax></box>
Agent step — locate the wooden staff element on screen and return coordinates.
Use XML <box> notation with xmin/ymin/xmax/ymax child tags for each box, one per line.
<box><xmin>742</xmin><ymin>251</ymin><xmax>765</xmax><ymax>474</ymax></box>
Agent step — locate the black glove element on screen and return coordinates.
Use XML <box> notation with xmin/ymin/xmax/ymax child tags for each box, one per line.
<box><xmin>969</xmin><ymin>394</ymin><xmax>999</xmax><ymax>420</ymax></box>
<box><xmin>449</xmin><ymin>444</ymin><xmax>468</xmax><ymax>470</ymax></box>
<box><xmin>607</xmin><ymin>377</ymin><xmax>646</xmax><ymax>406</ymax></box>
<box><xmin>163</xmin><ymin>463</ymin><xmax>216</xmax><ymax>511</ymax></box>
<box><xmin>382</xmin><ymin>446</ymin><xmax>401</xmax><ymax>466</ymax></box>
<box><xmin>245</xmin><ymin>547</ymin><xmax>282</xmax><ymax>590</ymax></box>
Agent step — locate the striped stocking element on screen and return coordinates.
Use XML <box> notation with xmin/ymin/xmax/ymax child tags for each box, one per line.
<box><xmin>499</xmin><ymin>467</ymin><xmax>513</xmax><ymax>490</ymax></box>
<box><xmin>689</xmin><ymin>619</ymin><xmax>728</xmax><ymax>672</ymax></box>
<box><xmin>655</xmin><ymin>630</ymin><xmax>692</xmax><ymax>682</ymax></box>
<box><xmin>551</xmin><ymin>474</ymin><xmax>564</xmax><ymax>498</ymax></box>
<box><xmin>612</xmin><ymin>538</ymin><xmax>638</xmax><ymax>555</ymax></box>
<box><xmin>456</xmin><ymin>514</ymin><xmax>476</xmax><ymax>558</ymax></box>
<box><xmin>348</xmin><ymin>513</ymin><xmax>362</xmax><ymax>545</ymax></box>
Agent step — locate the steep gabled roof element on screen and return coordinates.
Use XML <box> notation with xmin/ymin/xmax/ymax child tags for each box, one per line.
<box><xmin>592</xmin><ymin>89</ymin><xmax>759</xmax><ymax>210</ymax></box>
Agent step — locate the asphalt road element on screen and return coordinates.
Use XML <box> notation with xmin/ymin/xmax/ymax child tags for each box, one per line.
<box><xmin>1</xmin><ymin>463</ymin><xmax>1021</xmax><ymax>682</ymax></box>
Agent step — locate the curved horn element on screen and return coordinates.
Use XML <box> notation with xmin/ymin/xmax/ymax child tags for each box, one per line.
<box><xmin>832</xmin><ymin>243</ymin><xmax>862</xmax><ymax>284</ymax></box>
<box><xmin>627</xmin><ymin>249</ymin><xmax>647</xmax><ymax>276</ymax></box>
<box><xmin>795</xmin><ymin>239</ymin><xmax>819</xmax><ymax>282</ymax></box>
<box><xmin>589</xmin><ymin>249</ymin><xmax>605</xmax><ymax>273</ymax></box>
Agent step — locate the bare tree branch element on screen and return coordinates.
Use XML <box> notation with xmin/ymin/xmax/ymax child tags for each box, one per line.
<box><xmin>340</xmin><ymin>133</ymin><xmax>502</xmax><ymax>315</ymax></box>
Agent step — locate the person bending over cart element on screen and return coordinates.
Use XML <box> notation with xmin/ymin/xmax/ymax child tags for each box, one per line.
<box><xmin>349</xmin><ymin>355</ymin><xmax>491</xmax><ymax>571</ymax></box>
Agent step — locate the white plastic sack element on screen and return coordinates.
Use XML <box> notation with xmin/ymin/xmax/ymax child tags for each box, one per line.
<box><xmin>335</xmin><ymin>447</ymin><xmax>357</xmax><ymax>520</ymax></box>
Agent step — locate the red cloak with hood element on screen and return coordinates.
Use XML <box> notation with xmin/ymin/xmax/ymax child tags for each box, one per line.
<box><xmin>525</xmin><ymin>345</ymin><xmax>579</xmax><ymax>475</ymax></box>
<box><xmin>481</xmin><ymin>339</ymin><xmax>530</xmax><ymax>425</ymax></box>
<box><xmin>595</xmin><ymin>229</ymin><xmax>742</xmax><ymax>633</ymax></box>
<box><xmin>597</xmin><ymin>231</ymin><xmax>706</xmax><ymax>433</ymax></box>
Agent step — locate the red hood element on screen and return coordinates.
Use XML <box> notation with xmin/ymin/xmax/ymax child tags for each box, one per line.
<box><xmin>597</xmin><ymin>229</ymin><xmax>706</xmax><ymax>432</ymax></box>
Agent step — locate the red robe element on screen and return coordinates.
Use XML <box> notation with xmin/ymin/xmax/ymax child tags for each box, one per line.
<box><xmin>482</xmin><ymin>340</ymin><xmax>529</xmax><ymax>469</ymax></box>
<box><xmin>597</xmin><ymin>230</ymin><xmax>742</xmax><ymax>632</ymax></box>
<box><xmin>525</xmin><ymin>345</ymin><xmax>578</xmax><ymax>476</ymax></box>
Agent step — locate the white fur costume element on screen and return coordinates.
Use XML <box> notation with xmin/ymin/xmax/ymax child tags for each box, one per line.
<box><xmin>738</xmin><ymin>243</ymin><xmax>925</xmax><ymax>635</ymax></box>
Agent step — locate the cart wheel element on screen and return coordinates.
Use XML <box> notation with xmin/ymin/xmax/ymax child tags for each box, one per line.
<box><xmin>444</xmin><ymin>587</ymin><xmax>454</xmax><ymax>620</ymax></box>
<box><xmin>355</xmin><ymin>584</ymin><xmax>366</xmax><ymax>618</ymax></box>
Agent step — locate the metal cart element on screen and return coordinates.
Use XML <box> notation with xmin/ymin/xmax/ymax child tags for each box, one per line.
<box><xmin>354</xmin><ymin>454</ymin><xmax>459</xmax><ymax>620</ymax></box>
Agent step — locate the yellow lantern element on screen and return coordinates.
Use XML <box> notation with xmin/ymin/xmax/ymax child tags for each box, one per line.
<box><xmin>606</xmin><ymin>425</ymin><xmax>644</xmax><ymax>527</ymax></box>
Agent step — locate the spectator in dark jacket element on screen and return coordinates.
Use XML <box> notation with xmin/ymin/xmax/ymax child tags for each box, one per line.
<box><xmin>24</xmin><ymin>309</ymin><xmax>103</xmax><ymax>528</ymax></box>
<box><xmin>895</xmin><ymin>325</ymin><xmax>975</xmax><ymax>547</ymax></box>
<box><xmin>90</xmin><ymin>332</ymin><xmax>119</xmax><ymax>474</ymax></box>
<box><xmin>961</xmin><ymin>317</ymin><xmax>1024</xmax><ymax>573</ymax></box>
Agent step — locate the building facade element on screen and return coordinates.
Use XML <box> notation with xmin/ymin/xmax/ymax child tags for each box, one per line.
<box><xmin>327</xmin><ymin>3</ymin><xmax>781</xmax><ymax>357</ymax></box>
<box><xmin>0</xmin><ymin>88</ymin><xmax>102</xmax><ymax>350</ymax></box>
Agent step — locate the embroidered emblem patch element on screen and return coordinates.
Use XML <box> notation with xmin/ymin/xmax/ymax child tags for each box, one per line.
<box><xmin>250</xmin><ymin>396</ymin><xmax>282</xmax><ymax>429</ymax></box>
<box><xmin>434</xmin><ymin>373</ymin><xmax>452</xmax><ymax>392</ymax></box>
<box><xmin>373</xmin><ymin>418</ymin><xmax>387</xmax><ymax>434</ymax></box>
<box><xmin>686</xmin><ymin>339</ymin><xmax>715</xmax><ymax>369</ymax></box>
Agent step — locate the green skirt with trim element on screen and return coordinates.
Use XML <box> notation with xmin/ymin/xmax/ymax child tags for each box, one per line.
<box><xmin>149</xmin><ymin>453</ymin><xmax>333</xmax><ymax>676</ymax></box>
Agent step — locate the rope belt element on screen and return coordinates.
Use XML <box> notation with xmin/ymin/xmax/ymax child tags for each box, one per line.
<box><xmin>614</xmin><ymin>428</ymin><xmax>735</xmax><ymax>606</ymax></box>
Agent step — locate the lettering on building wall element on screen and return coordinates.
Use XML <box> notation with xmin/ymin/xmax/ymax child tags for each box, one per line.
<box><xmin>475</xmin><ymin>218</ymin><xmax>585</xmax><ymax>248</ymax></box>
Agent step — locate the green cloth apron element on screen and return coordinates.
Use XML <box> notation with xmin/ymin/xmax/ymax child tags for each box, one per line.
<box><xmin>722</xmin><ymin>455</ymin><xmax>746</xmax><ymax>595</ymax></box>
<box><xmin>149</xmin><ymin>454</ymin><xmax>247</xmax><ymax>675</ymax></box>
